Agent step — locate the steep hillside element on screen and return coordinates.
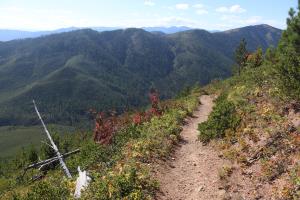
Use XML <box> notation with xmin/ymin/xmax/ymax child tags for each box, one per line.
<box><xmin>197</xmin><ymin>29</ymin><xmax>299</xmax><ymax>198</ymax></box>
<box><xmin>0</xmin><ymin>25</ymin><xmax>282</xmax><ymax>126</ymax></box>
<box><xmin>199</xmin><ymin>67</ymin><xmax>299</xmax><ymax>199</ymax></box>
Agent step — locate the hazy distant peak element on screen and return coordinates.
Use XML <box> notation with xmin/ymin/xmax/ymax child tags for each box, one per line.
<box><xmin>0</xmin><ymin>24</ymin><xmax>282</xmax><ymax>42</ymax></box>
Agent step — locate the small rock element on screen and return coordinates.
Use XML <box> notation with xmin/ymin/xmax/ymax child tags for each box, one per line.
<box><xmin>287</xmin><ymin>125</ymin><xmax>297</xmax><ymax>133</ymax></box>
<box><xmin>197</xmin><ymin>186</ymin><xmax>205</xmax><ymax>192</ymax></box>
<box><xmin>194</xmin><ymin>163</ymin><xmax>197</xmax><ymax>166</ymax></box>
<box><xmin>171</xmin><ymin>157</ymin><xmax>175</xmax><ymax>160</ymax></box>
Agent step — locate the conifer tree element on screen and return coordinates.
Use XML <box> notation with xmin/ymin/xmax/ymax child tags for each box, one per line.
<box><xmin>276</xmin><ymin>1</ymin><xmax>300</xmax><ymax>99</ymax></box>
<box><xmin>235</xmin><ymin>38</ymin><xmax>248</xmax><ymax>75</ymax></box>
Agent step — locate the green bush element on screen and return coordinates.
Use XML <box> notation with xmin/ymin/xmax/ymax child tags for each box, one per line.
<box><xmin>276</xmin><ymin>45</ymin><xmax>300</xmax><ymax>100</ymax></box>
<box><xmin>82</xmin><ymin>164</ymin><xmax>157</xmax><ymax>200</ymax></box>
<box><xmin>22</xmin><ymin>179</ymin><xmax>70</xmax><ymax>200</ymax></box>
<box><xmin>198</xmin><ymin>94</ymin><xmax>240</xmax><ymax>143</ymax></box>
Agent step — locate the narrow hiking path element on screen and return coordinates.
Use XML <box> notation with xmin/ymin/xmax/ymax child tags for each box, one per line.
<box><xmin>154</xmin><ymin>95</ymin><xmax>228</xmax><ymax>200</ymax></box>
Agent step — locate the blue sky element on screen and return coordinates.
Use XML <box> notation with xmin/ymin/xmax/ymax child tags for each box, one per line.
<box><xmin>0</xmin><ymin>0</ymin><xmax>297</xmax><ymax>30</ymax></box>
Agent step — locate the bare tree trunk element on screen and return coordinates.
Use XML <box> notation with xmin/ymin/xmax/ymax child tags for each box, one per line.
<box><xmin>25</xmin><ymin>149</ymin><xmax>80</xmax><ymax>170</ymax></box>
<box><xmin>33</xmin><ymin>100</ymin><xmax>72</xmax><ymax>178</ymax></box>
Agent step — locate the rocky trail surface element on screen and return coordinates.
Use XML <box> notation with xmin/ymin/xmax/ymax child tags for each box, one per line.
<box><xmin>155</xmin><ymin>95</ymin><xmax>228</xmax><ymax>200</ymax></box>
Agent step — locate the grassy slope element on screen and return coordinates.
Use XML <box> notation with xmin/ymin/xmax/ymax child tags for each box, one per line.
<box><xmin>200</xmin><ymin>64</ymin><xmax>300</xmax><ymax>199</ymax></box>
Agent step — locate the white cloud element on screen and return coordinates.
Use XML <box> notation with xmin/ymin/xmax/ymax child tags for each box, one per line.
<box><xmin>220</xmin><ymin>14</ymin><xmax>258</xmax><ymax>25</ymax></box>
<box><xmin>216</xmin><ymin>7</ymin><xmax>228</xmax><ymax>13</ymax></box>
<box><xmin>196</xmin><ymin>9</ymin><xmax>208</xmax><ymax>15</ymax></box>
<box><xmin>193</xmin><ymin>4</ymin><xmax>204</xmax><ymax>9</ymax></box>
<box><xmin>144</xmin><ymin>0</ymin><xmax>155</xmax><ymax>6</ymax></box>
<box><xmin>119</xmin><ymin>15</ymin><xmax>204</xmax><ymax>28</ymax></box>
<box><xmin>192</xmin><ymin>4</ymin><xmax>208</xmax><ymax>15</ymax></box>
<box><xmin>216</xmin><ymin>5</ymin><xmax>246</xmax><ymax>14</ymax></box>
<box><xmin>230</xmin><ymin>5</ymin><xmax>246</xmax><ymax>13</ymax></box>
<box><xmin>175</xmin><ymin>3</ymin><xmax>190</xmax><ymax>10</ymax></box>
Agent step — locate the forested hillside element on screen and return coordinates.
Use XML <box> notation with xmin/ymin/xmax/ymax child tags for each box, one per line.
<box><xmin>0</xmin><ymin>25</ymin><xmax>281</xmax><ymax>126</ymax></box>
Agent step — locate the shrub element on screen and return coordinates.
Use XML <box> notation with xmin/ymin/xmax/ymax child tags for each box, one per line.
<box><xmin>198</xmin><ymin>94</ymin><xmax>240</xmax><ymax>143</ymax></box>
<box><xmin>22</xmin><ymin>179</ymin><xmax>70</xmax><ymax>200</ymax></box>
<box><xmin>82</xmin><ymin>163</ymin><xmax>158</xmax><ymax>199</ymax></box>
<box><xmin>93</xmin><ymin>111</ymin><xmax>117</xmax><ymax>145</ymax></box>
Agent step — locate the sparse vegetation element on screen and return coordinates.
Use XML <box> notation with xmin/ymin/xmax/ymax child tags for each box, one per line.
<box><xmin>218</xmin><ymin>165</ymin><xmax>233</xmax><ymax>180</ymax></box>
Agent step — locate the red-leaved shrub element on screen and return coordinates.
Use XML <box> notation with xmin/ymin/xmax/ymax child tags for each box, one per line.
<box><xmin>92</xmin><ymin>89</ymin><xmax>164</xmax><ymax>144</ymax></box>
<box><xmin>93</xmin><ymin>111</ymin><xmax>117</xmax><ymax>145</ymax></box>
<box><xmin>149</xmin><ymin>88</ymin><xmax>162</xmax><ymax>116</ymax></box>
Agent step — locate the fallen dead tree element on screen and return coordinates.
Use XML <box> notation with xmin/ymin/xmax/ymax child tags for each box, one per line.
<box><xmin>23</xmin><ymin>100</ymin><xmax>78</xmax><ymax>179</ymax></box>
<box><xmin>24</xmin><ymin>149</ymin><xmax>80</xmax><ymax>171</ymax></box>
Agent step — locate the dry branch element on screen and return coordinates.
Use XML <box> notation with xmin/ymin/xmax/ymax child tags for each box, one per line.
<box><xmin>24</xmin><ymin>149</ymin><xmax>80</xmax><ymax>170</ymax></box>
<box><xmin>33</xmin><ymin>100</ymin><xmax>73</xmax><ymax>178</ymax></box>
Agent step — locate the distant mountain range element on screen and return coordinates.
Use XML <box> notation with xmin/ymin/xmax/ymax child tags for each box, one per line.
<box><xmin>0</xmin><ymin>26</ymin><xmax>218</xmax><ymax>41</ymax></box>
<box><xmin>0</xmin><ymin>24</ymin><xmax>282</xmax><ymax>126</ymax></box>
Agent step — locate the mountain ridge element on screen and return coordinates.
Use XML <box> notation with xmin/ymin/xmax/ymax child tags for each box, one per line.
<box><xmin>0</xmin><ymin>25</ymin><xmax>282</xmax><ymax>126</ymax></box>
<box><xmin>0</xmin><ymin>24</ymin><xmax>281</xmax><ymax>41</ymax></box>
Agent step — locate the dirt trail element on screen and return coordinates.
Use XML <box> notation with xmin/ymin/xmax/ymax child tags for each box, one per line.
<box><xmin>155</xmin><ymin>95</ymin><xmax>227</xmax><ymax>200</ymax></box>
